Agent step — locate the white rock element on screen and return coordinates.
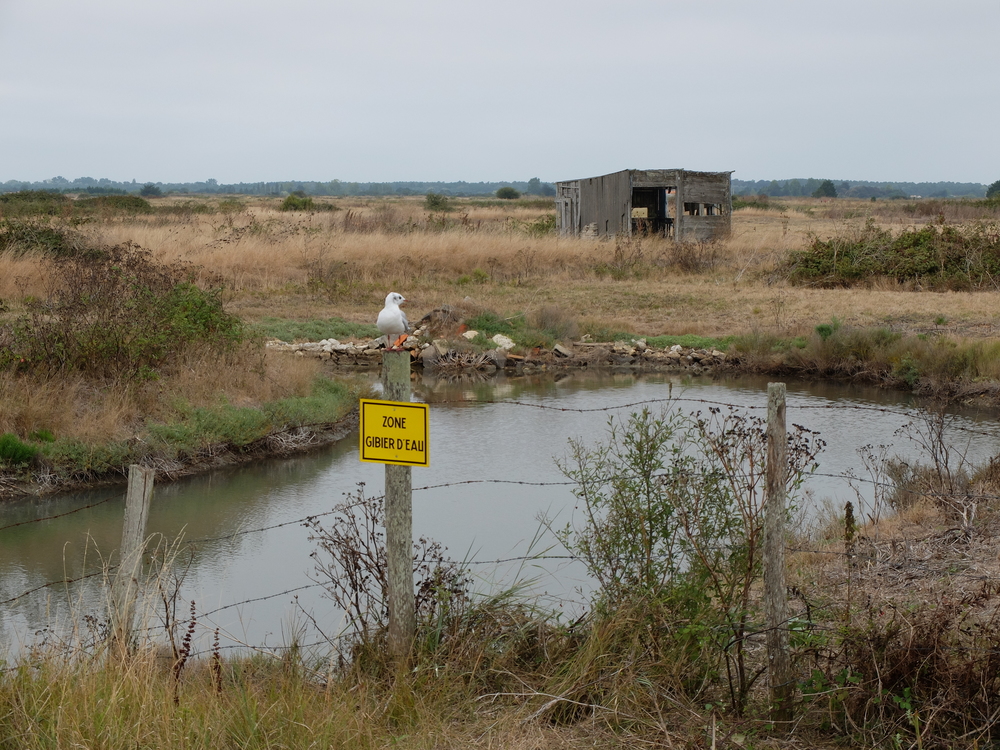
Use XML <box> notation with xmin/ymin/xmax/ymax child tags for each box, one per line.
<box><xmin>492</xmin><ymin>334</ymin><xmax>516</xmax><ymax>350</ymax></box>
<box><xmin>462</xmin><ymin>330</ymin><xmax>479</xmax><ymax>340</ymax></box>
<box><xmin>670</xmin><ymin>344</ymin><xmax>683</xmax><ymax>353</ymax></box>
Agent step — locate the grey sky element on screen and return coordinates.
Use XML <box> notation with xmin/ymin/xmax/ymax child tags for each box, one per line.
<box><xmin>2</xmin><ymin>0</ymin><xmax>997</xmax><ymax>185</ymax></box>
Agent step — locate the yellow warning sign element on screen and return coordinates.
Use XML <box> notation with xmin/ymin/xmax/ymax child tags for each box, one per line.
<box><xmin>359</xmin><ymin>399</ymin><xmax>430</xmax><ymax>467</ymax></box>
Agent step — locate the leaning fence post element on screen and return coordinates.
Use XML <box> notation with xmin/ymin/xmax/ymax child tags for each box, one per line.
<box><xmin>109</xmin><ymin>464</ymin><xmax>154</xmax><ymax>653</ymax></box>
<box><xmin>765</xmin><ymin>382</ymin><xmax>792</xmax><ymax>726</ymax></box>
<box><xmin>382</xmin><ymin>349</ymin><xmax>417</xmax><ymax>661</ymax></box>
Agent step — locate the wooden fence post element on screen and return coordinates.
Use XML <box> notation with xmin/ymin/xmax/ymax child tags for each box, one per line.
<box><xmin>110</xmin><ymin>464</ymin><xmax>154</xmax><ymax>653</ymax></box>
<box><xmin>382</xmin><ymin>349</ymin><xmax>416</xmax><ymax>661</ymax></box>
<box><xmin>765</xmin><ymin>383</ymin><xmax>792</xmax><ymax>726</ymax></box>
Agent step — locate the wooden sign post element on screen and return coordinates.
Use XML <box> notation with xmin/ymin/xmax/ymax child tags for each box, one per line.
<box><xmin>360</xmin><ymin>349</ymin><xmax>423</xmax><ymax>661</ymax></box>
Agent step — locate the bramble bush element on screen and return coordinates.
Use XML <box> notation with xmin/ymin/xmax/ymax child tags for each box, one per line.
<box><xmin>787</xmin><ymin>218</ymin><xmax>1000</xmax><ymax>290</ymax></box>
<box><xmin>0</xmin><ymin>241</ymin><xmax>245</xmax><ymax>381</ymax></box>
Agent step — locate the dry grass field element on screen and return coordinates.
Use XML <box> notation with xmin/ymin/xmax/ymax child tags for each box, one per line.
<box><xmin>5</xmin><ymin>193</ymin><xmax>998</xmax><ymax>342</ymax></box>
<box><xmin>3</xmin><ymin>192</ymin><xmax>1000</xmax><ymax>474</ymax></box>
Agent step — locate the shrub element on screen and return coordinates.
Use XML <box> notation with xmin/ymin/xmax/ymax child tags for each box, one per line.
<box><xmin>74</xmin><ymin>195</ymin><xmax>154</xmax><ymax>214</ymax></box>
<box><xmin>280</xmin><ymin>194</ymin><xmax>314</xmax><ymax>211</ymax></box>
<box><xmin>495</xmin><ymin>186</ymin><xmax>520</xmax><ymax>200</ymax></box>
<box><xmin>787</xmin><ymin>218</ymin><xmax>1000</xmax><ymax>289</ymax></box>
<box><xmin>0</xmin><ymin>219</ymin><xmax>81</xmax><ymax>256</ymax></box>
<box><xmin>530</xmin><ymin>304</ymin><xmax>578</xmax><ymax>341</ymax></box>
<box><xmin>551</xmin><ymin>406</ymin><xmax>824</xmax><ymax>711</ymax></box>
<box><xmin>139</xmin><ymin>183</ymin><xmax>162</xmax><ymax>197</ymax></box>
<box><xmin>0</xmin><ymin>190</ymin><xmax>70</xmax><ymax>217</ymax></box>
<box><xmin>423</xmin><ymin>192</ymin><xmax>451</xmax><ymax>212</ymax></box>
<box><xmin>0</xmin><ymin>241</ymin><xmax>245</xmax><ymax>381</ymax></box>
<box><xmin>305</xmin><ymin>482</ymin><xmax>470</xmax><ymax>645</ymax></box>
<box><xmin>987</xmin><ymin>179</ymin><xmax>1000</xmax><ymax>199</ymax></box>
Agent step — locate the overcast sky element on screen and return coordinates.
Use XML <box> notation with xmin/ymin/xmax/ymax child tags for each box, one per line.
<box><xmin>2</xmin><ymin>0</ymin><xmax>997</xmax><ymax>186</ymax></box>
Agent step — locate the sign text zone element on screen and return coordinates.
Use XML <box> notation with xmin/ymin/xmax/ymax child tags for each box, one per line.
<box><xmin>359</xmin><ymin>399</ymin><xmax>429</xmax><ymax>466</ymax></box>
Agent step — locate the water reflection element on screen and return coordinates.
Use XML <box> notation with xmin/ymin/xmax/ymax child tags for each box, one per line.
<box><xmin>1</xmin><ymin>370</ymin><xmax>997</xmax><ymax>653</ymax></box>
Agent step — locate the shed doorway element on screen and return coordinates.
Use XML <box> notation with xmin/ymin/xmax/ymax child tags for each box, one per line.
<box><xmin>630</xmin><ymin>186</ymin><xmax>676</xmax><ymax>238</ymax></box>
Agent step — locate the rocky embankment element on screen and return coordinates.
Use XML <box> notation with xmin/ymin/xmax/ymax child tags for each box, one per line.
<box><xmin>266</xmin><ymin>327</ymin><xmax>731</xmax><ymax>376</ymax></box>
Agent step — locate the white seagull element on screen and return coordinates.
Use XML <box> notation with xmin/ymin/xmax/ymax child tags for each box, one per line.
<box><xmin>376</xmin><ymin>292</ymin><xmax>410</xmax><ymax>349</ymax></box>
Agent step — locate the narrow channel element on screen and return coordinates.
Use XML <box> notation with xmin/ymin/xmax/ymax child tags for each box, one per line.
<box><xmin>1</xmin><ymin>371</ymin><xmax>997</xmax><ymax>655</ymax></box>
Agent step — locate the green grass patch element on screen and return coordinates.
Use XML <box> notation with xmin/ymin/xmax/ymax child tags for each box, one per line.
<box><xmin>37</xmin><ymin>377</ymin><xmax>358</xmax><ymax>477</ymax></box>
<box><xmin>255</xmin><ymin>316</ymin><xmax>380</xmax><ymax>342</ymax></box>
<box><xmin>40</xmin><ymin>438</ymin><xmax>134</xmax><ymax>476</ymax></box>
<box><xmin>0</xmin><ymin>432</ymin><xmax>38</xmax><ymax>467</ymax></box>
<box><xmin>642</xmin><ymin>334</ymin><xmax>734</xmax><ymax>351</ymax></box>
<box><xmin>463</xmin><ymin>311</ymin><xmax>515</xmax><ymax>337</ymax></box>
<box><xmin>145</xmin><ymin>376</ymin><xmax>355</xmax><ymax>456</ymax></box>
<box><xmin>462</xmin><ymin>310</ymin><xmax>557</xmax><ymax>348</ymax></box>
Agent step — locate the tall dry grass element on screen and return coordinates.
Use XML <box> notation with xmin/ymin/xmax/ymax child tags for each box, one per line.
<box><xmin>4</xmin><ymin>195</ymin><xmax>1000</xmax><ymax>340</ymax></box>
<box><xmin>0</xmin><ymin>349</ymin><xmax>321</xmax><ymax>446</ymax></box>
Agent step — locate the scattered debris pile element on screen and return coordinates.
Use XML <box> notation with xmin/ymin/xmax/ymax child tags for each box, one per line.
<box><xmin>267</xmin><ymin>327</ymin><xmax>731</xmax><ymax>375</ymax></box>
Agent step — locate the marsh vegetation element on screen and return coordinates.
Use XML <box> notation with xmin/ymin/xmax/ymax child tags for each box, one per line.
<box><xmin>3</xmin><ymin>191</ymin><xmax>1000</xmax><ymax>484</ymax></box>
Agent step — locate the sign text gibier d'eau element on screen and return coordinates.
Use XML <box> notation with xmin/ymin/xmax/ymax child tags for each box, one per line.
<box><xmin>359</xmin><ymin>399</ymin><xmax>429</xmax><ymax>467</ymax></box>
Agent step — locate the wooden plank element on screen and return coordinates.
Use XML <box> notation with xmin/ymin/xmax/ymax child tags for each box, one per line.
<box><xmin>110</xmin><ymin>464</ymin><xmax>155</xmax><ymax>654</ymax></box>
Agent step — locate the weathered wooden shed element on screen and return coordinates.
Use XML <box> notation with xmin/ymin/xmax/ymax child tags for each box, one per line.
<box><xmin>555</xmin><ymin>169</ymin><xmax>733</xmax><ymax>242</ymax></box>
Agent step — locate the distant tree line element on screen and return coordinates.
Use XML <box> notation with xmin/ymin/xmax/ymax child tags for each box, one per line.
<box><xmin>3</xmin><ymin>175</ymin><xmax>992</xmax><ymax>200</ymax></box>
<box><xmin>0</xmin><ymin>175</ymin><xmax>557</xmax><ymax>198</ymax></box>
<box><xmin>733</xmin><ymin>178</ymin><xmax>988</xmax><ymax>199</ymax></box>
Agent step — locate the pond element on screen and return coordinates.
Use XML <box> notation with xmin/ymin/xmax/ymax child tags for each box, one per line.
<box><xmin>1</xmin><ymin>371</ymin><xmax>997</xmax><ymax>656</ymax></box>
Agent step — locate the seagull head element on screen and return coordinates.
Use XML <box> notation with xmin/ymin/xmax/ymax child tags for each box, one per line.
<box><xmin>385</xmin><ymin>292</ymin><xmax>405</xmax><ymax>308</ymax></box>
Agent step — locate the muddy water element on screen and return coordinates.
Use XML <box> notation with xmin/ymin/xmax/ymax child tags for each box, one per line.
<box><xmin>1</xmin><ymin>371</ymin><xmax>997</xmax><ymax>654</ymax></box>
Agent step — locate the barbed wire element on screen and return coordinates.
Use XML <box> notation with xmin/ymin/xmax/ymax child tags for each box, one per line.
<box><xmin>199</xmin><ymin>583</ymin><xmax>326</xmax><ymax>619</ymax></box>
<box><xmin>2</xmin><ymin>392</ymin><xmax>996</xmax><ymax>536</ymax></box>
<box><xmin>0</xmin><ymin>495</ymin><xmax>117</xmax><ymax>534</ymax></box>
<box><xmin>7</xmin><ymin>465</ymin><xmax>1000</xmax><ymax>610</ymax></box>
<box><xmin>4</xmin><ymin>392</ymin><xmax>1000</xmax><ymax>655</ymax></box>
<box><xmin>0</xmin><ymin>569</ymin><xmax>111</xmax><ymax>606</ymax></box>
